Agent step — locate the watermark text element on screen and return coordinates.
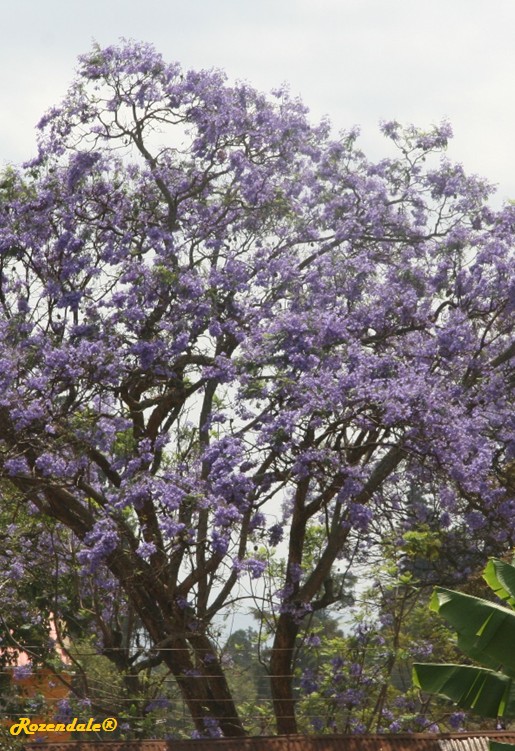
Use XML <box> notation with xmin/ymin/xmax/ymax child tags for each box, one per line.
<box><xmin>10</xmin><ymin>716</ymin><xmax>117</xmax><ymax>735</ymax></box>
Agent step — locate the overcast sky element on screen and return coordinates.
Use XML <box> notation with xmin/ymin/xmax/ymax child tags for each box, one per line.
<box><xmin>2</xmin><ymin>0</ymin><xmax>514</xmax><ymax>204</ymax></box>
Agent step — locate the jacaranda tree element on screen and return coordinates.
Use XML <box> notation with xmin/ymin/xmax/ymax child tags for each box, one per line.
<box><xmin>0</xmin><ymin>40</ymin><xmax>514</xmax><ymax>736</ymax></box>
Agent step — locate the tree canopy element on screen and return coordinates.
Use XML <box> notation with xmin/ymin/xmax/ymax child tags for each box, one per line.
<box><xmin>0</xmin><ymin>40</ymin><xmax>514</xmax><ymax>736</ymax></box>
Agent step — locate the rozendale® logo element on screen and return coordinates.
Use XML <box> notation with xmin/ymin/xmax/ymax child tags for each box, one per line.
<box><xmin>10</xmin><ymin>716</ymin><xmax>118</xmax><ymax>735</ymax></box>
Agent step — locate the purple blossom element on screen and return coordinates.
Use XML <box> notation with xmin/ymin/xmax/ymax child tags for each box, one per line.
<box><xmin>175</xmin><ymin>596</ymin><xmax>193</xmax><ymax>610</ymax></box>
<box><xmin>300</xmin><ymin>669</ymin><xmax>319</xmax><ymax>695</ymax></box>
<box><xmin>191</xmin><ymin>717</ymin><xmax>223</xmax><ymax>739</ymax></box>
<box><xmin>234</xmin><ymin>557</ymin><xmax>267</xmax><ymax>579</ymax></box>
<box><xmin>13</xmin><ymin>663</ymin><xmax>33</xmax><ymax>680</ymax></box>
<box><xmin>35</xmin><ymin>452</ymin><xmax>68</xmax><ymax>477</ymax></box>
<box><xmin>145</xmin><ymin>696</ymin><xmax>171</xmax><ymax>712</ymax></box>
<box><xmin>8</xmin><ymin>560</ymin><xmax>25</xmax><ymax>580</ymax></box>
<box><xmin>249</xmin><ymin>511</ymin><xmax>265</xmax><ymax>531</ymax></box>
<box><xmin>465</xmin><ymin>511</ymin><xmax>486</xmax><ymax>531</ymax></box>
<box><xmin>289</xmin><ymin>563</ymin><xmax>303</xmax><ymax>583</ymax></box>
<box><xmin>4</xmin><ymin>456</ymin><xmax>30</xmax><ymax>476</ymax></box>
<box><xmin>337</xmin><ymin>688</ymin><xmax>364</xmax><ymax>708</ymax></box>
<box><xmin>67</xmin><ymin>150</ymin><xmax>101</xmax><ymax>191</ymax></box>
<box><xmin>449</xmin><ymin>712</ymin><xmax>466</xmax><ymax>730</ymax></box>
<box><xmin>77</xmin><ymin>518</ymin><xmax>119</xmax><ymax>572</ymax></box>
<box><xmin>54</xmin><ymin>699</ymin><xmax>73</xmax><ymax>723</ymax></box>
<box><xmin>211</xmin><ymin>529</ymin><xmax>229</xmax><ymax>556</ymax></box>
<box><xmin>349</xmin><ymin>662</ymin><xmax>362</xmax><ymax>677</ymax></box>
<box><xmin>214</xmin><ymin>504</ymin><xmax>242</xmax><ymax>527</ymax></box>
<box><xmin>268</xmin><ymin>523</ymin><xmax>284</xmax><ymax>546</ymax></box>
<box><xmin>411</xmin><ymin>641</ymin><xmax>434</xmax><ymax>658</ymax></box>
<box><xmin>136</xmin><ymin>540</ymin><xmax>157</xmax><ymax>560</ymax></box>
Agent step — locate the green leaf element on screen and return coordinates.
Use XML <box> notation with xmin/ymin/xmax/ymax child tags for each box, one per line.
<box><xmin>490</xmin><ymin>742</ymin><xmax>515</xmax><ymax>751</ymax></box>
<box><xmin>430</xmin><ymin>587</ymin><xmax>515</xmax><ymax>674</ymax></box>
<box><xmin>413</xmin><ymin>663</ymin><xmax>515</xmax><ymax>718</ymax></box>
<box><xmin>484</xmin><ymin>559</ymin><xmax>515</xmax><ymax>608</ymax></box>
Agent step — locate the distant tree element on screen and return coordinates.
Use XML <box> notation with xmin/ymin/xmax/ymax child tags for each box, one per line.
<box><xmin>0</xmin><ymin>40</ymin><xmax>514</xmax><ymax>735</ymax></box>
<box><xmin>292</xmin><ymin>524</ymin><xmax>473</xmax><ymax>735</ymax></box>
<box><xmin>222</xmin><ymin>628</ymin><xmax>272</xmax><ymax>734</ymax></box>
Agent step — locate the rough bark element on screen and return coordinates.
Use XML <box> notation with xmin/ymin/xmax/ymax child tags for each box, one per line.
<box><xmin>269</xmin><ymin>613</ymin><xmax>300</xmax><ymax>735</ymax></box>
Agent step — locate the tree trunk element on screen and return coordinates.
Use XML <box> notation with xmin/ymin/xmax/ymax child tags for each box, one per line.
<box><xmin>111</xmin><ymin>562</ymin><xmax>245</xmax><ymax>736</ymax></box>
<box><xmin>188</xmin><ymin>630</ymin><xmax>247</xmax><ymax>737</ymax></box>
<box><xmin>269</xmin><ymin>612</ymin><xmax>300</xmax><ymax>734</ymax></box>
<box><xmin>160</xmin><ymin>635</ymin><xmax>246</xmax><ymax>737</ymax></box>
<box><xmin>28</xmin><ymin>488</ymin><xmax>246</xmax><ymax>737</ymax></box>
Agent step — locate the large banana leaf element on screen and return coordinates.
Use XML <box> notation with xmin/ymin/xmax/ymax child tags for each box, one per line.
<box><xmin>430</xmin><ymin>585</ymin><xmax>515</xmax><ymax>675</ymax></box>
<box><xmin>490</xmin><ymin>743</ymin><xmax>515</xmax><ymax>751</ymax></box>
<box><xmin>483</xmin><ymin>559</ymin><xmax>515</xmax><ymax>608</ymax></box>
<box><xmin>412</xmin><ymin>663</ymin><xmax>515</xmax><ymax>718</ymax></box>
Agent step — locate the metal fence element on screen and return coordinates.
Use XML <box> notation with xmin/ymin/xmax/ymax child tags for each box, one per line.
<box><xmin>21</xmin><ymin>731</ymin><xmax>515</xmax><ymax>751</ymax></box>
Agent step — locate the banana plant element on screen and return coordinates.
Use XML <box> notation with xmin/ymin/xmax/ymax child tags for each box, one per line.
<box><xmin>413</xmin><ymin>558</ymin><xmax>515</xmax><ymax>720</ymax></box>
